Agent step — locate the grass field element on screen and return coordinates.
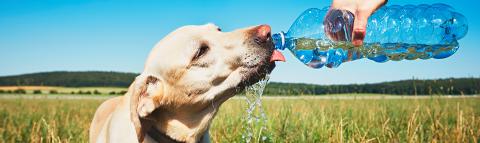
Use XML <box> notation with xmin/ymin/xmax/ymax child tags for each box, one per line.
<box><xmin>0</xmin><ymin>95</ymin><xmax>479</xmax><ymax>143</ymax></box>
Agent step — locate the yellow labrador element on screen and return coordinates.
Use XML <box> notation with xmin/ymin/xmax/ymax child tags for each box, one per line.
<box><xmin>89</xmin><ymin>23</ymin><xmax>285</xmax><ymax>143</ymax></box>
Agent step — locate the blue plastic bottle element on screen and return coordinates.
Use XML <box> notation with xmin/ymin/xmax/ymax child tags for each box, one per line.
<box><xmin>272</xmin><ymin>3</ymin><xmax>468</xmax><ymax>69</ymax></box>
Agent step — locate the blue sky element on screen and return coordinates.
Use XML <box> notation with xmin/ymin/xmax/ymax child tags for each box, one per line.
<box><xmin>0</xmin><ymin>0</ymin><xmax>479</xmax><ymax>85</ymax></box>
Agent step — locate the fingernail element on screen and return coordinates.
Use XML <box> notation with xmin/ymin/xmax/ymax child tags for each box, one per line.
<box><xmin>353</xmin><ymin>31</ymin><xmax>365</xmax><ymax>41</ymax></box>
<box><xmin>352</xmin><ymin>31</ymin><xmax>365</xmax><ymax>47</ymax></box>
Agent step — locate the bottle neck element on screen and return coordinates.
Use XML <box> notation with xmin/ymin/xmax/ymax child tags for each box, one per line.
<box><xmin>272</xmin><ymin>31</ymin><xmax>286</xmax><ymax>50</ymax></box>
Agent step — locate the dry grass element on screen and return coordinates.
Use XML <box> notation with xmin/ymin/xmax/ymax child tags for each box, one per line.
<box><xmin>0</xmin><ymin>96</ymin><xmax>479</xmax><ymax>143</ymax></box>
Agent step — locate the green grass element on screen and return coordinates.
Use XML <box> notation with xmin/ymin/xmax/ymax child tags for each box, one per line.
<box><xmin>0</xmin><ymin>98</ymin><xmax>98</xmax><ymax>143</ymax></box>
<box><xmin>0</xmin><ymin>96</ymin><xmax>479</xmax><ymax>142</ymax></box>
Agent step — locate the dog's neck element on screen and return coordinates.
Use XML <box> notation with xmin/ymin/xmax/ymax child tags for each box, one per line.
<box><xmin>146</xmin><ymin>103</ymin><xmax>218</xmax><ymax>143</ymax></box>
<box><xmin>129</xmin><ymin>79</ymin><xmax>236</xmax><ymax>143</ymax></box>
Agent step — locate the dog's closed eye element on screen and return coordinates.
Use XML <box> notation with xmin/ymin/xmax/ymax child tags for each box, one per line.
<box><xmin>192</xmin><ymin>43</ymin><xmax>209</xmax><ymax>61</ymax></box>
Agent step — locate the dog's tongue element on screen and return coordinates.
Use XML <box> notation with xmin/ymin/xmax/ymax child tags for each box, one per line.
<box><xmin>270</xmin><ymin>50</ymin><xmax>286</xmax><ymax>62</ymax></box>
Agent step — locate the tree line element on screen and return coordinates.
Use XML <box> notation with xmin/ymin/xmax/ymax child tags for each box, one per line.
<box><xmin>263</xmin><ymin>78</ymin><xmax>479</xmax><ymax>95</ymax></box>
<box><xmin>0</xmin><ymin>89</ymin><xmax>127</xmax><ymax>95</ymax></box>
<box><xmin>0</xmin><ymin>71</ymin><xmax>136</xmax><ymax>87</ymax></box>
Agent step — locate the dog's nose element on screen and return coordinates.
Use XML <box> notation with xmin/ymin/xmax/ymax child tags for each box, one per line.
<box><xmin>254</xmin><ymin>25</ymin><xmax>271</xmax><ymax>44</ymax></box>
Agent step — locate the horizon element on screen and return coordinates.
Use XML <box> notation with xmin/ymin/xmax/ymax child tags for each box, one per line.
<box><xmin>1</xmin><ymin>0</ymin><xmax>479</xmax><ymax>85</ymax></box>
<box><xmin>1</xmin><ymin>70</ymin><xmax>479</xmax><ymax>86</ymax></box>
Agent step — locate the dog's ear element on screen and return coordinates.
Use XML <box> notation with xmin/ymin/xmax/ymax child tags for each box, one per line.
<box><xmin>129</xmin><ymin>74</ymin><xmax>164</xmax><ymax>142</ymax></box>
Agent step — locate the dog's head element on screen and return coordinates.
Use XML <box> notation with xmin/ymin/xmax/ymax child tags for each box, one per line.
<box><xmin>140</xmin><ymin>23</ymin><xmax>275</xmax><ymax>105</ymax></box>
<box><xmin>130</xmin><ymin>23</ymin><xmax>279</xmax><ymax>142</ymax></box>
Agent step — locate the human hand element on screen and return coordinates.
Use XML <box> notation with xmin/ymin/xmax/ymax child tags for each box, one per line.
<box><xmin>328</xmin><ymin>0</ymin><xmax>387</xmax><ymax>46</ymax></box>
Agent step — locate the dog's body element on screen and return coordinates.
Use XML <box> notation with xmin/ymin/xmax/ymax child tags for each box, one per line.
<box><xmin>89</xmin><ymin>93</ymin><xmax>211</xmax><ymax>143</ymax></box>
<box><xmin>89</xmin><ymin>24</ymin><xmax>277</xmax><ymax>143</ymax></box>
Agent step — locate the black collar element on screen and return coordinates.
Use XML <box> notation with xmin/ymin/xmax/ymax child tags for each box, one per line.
<box><xmin>146</xmin><ymin>127</ymin><xmax>185</xmax><ymax>143</ymax></box>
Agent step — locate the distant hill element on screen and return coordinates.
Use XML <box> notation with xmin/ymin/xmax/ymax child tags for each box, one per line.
<box><xmin>0</xmin><ymin>71</ymin><xmax>479</xmax><ymax>95</ymax></box>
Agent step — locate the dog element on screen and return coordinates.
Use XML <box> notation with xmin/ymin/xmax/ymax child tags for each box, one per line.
<box><xmin>89</xmin><ymin>23</ymin><xmax>285</xmax><ymax>143</ymax></box>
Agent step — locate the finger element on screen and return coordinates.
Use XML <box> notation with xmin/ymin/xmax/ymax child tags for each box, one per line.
<box><xmin>330</xmin><ymin>0</ymin><xmax>356</xmax><ymax>13</ymax></box>
<box><xmin>352</xmin><ymin>10</ymin><xmax>371</xmax><ymax>46</ymax></box>
<box><xmin>370</xmin><ymin>0</ymin><xmax>388</xmax><ymax>11</ymax></box>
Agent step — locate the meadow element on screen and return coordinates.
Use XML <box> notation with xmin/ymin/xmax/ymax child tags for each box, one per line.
<box><xmin>0</xmin><ymin>95</ymin><xmax>479</xmax><ymax>143</ymax></box>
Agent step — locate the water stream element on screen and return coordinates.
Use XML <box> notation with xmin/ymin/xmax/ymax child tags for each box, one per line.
<box><xmin>242</xmin><ymin>74</ymin><xmax>270</xmax><ymax>143</ymax></box>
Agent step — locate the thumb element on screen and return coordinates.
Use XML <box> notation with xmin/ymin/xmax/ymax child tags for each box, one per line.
<box><xmin>352</xmin><ymin>11</ymin><xmax>371</xmax><ymax>46</ymax></box>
